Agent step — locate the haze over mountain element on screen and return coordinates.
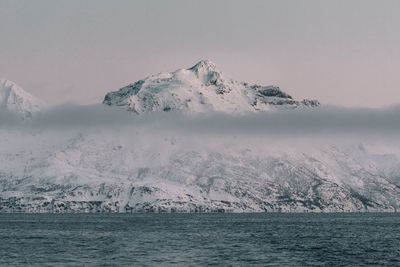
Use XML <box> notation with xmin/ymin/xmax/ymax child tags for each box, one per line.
<box><xmin>1</xmin><ymin>62</ymin><xmax>400</xmax><ymax>213</ymax></box>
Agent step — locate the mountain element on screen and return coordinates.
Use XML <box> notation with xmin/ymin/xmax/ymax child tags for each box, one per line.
<box><xmin>0</xmin><ymin>128</ymin><xmax>399</xmax><ymax>213</ymax></box>
<box><xmin>1</xmin><ymin>65</ymin><xmax>399</xmax><ymax>213</ymax></box>
<box><xmin>0</xmin><ymin>79</ymin><xmax>45</xmax><ymax>118</ymax></box>
<box><xmin>103</xmin><ymin>60</ymin><xmax>319</xmax><ymax>114</ymax></box>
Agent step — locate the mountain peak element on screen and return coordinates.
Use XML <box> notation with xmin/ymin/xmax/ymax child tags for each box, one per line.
<box><xmin>0</xmin><ymin>78</ymin><xmax>46</xmax><ymax>118</ymax></box>
<box><xmin>188</xmin><ymin>59</ymin><xmax>218</xmax><ymax>73</ymax></box>
<box><xmin>103</xmin><ymin>60</ymin><xmax>320</xmax><ymax>114</ymax></box>
<box><xmin>187</xmin><ymin>60</ymin><xmax>223</xmax><ymax>87</ymax></box>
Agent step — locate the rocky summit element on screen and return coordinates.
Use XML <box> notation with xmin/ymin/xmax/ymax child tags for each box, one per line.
<box><xmin>103</xmin><ymin>60</ymin><xmax>319</xmax><ymax>114</ymax></box>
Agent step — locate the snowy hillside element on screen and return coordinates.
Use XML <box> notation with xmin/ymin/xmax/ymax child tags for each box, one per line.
<box><xmin>1</xmin><ymin>119</ymin><xmax>399</xmax><ymax>213</ymax></box>
<box><xmin>1</xmin><ymin>64</ymin><xmax>399</xmax><ymax>213</ymax></box>
<box><xmin>103</xmin><ymin>60</ymin><xmax>319</xmax><ymax>114</ymax></box>
<box><xmin>0</xmin><ymin>79</ymin><xmax>45</xmax><ymax>118</ymax></box>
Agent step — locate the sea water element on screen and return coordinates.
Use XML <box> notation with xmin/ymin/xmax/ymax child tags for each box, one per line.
<box><xmin>0</xmin><ymin>213</ymin><xmax>399</xmax><ymax>266</ymax></box>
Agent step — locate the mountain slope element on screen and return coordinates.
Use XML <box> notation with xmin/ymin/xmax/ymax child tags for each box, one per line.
<box><xmin>0</xmin><ymin>129</ymin><xmax>399</xmax><ymax>213</ymax></box>
<box><xmin>2</xmin><ymin>65</ymin><xmax>399</xmax><ymax>213</ymax></box>
<box><xmin>0</xmin><ymin>79</ymin><xmax>45</xmax><ymax>118</ymax></box>
<box><xmin>103</xmin><ymin>60</ymin><xmax>319</xmax><ymax>114</ymax></box>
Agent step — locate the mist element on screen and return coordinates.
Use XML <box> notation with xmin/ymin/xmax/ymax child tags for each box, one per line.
<box><xmin>2</xmin><ymin>104</ymin><xmax>400</xmax><ymax>139</ymax></box>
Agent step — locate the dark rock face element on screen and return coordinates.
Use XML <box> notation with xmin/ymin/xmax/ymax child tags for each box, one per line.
<box><xmin>253</xmin><ymin>85</ymin><xmax>293</xmax><ymax>99</ymax></box>
<box><xmin>301</xmin><ymin>99</ymin><xmax>320</xmax><ymax>107</ymax></box>
<box><xmin>103</xmin><ymin>80</ymin><xmax>144</xmax><ymax>106</ymax></box>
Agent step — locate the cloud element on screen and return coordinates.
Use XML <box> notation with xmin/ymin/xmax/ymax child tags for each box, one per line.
<box><xmin>2</xmin><ymin>104</ymin><xmax>400</xmax><ymax>139</ymax></box>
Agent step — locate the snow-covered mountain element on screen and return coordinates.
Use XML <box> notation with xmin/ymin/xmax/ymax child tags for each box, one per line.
<box><xmin>1</xmin><ymin>64</ymin><xmax>399</xmax><ymax>213</ymax></box>
<box><xmin>103</xmin><ymin>60</ymin><xmax>319</xmax><ymax>114</ymax></box>
<box><xmin>0</xmin><ymin>126</ymin><xmax>399</xmax><ymax>213</ymax></box>
<box><xmin>0</xmin><ymin>79</ymin><xmax>45</xmax><ymax>118</ymax></box>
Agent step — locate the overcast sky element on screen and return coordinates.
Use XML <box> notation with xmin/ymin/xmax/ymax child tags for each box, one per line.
<box><xmin>1</xmin><ymin>0</ymin><xmax>399</xmax><ymax>107</ymax></box>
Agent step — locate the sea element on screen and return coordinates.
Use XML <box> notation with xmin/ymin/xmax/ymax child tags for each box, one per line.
<box><xmin>0</xmin><ymin>213</ymin><xmax>399</xmax><ymax>266</ymax></box>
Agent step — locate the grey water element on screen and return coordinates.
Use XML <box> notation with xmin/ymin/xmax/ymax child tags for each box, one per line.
<box><xmin>0</xmin><ymin>213</ymin><xmax>399</xmax><ymax>266</ymax></box>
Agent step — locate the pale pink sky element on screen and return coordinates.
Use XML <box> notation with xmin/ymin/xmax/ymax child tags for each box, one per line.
<box><xmin>1</xmin><ymin>0</ymin><xmax>400</xmax><ymax>107</ymax></box>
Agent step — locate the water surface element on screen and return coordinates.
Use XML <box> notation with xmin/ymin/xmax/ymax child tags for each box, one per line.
<box><xmin>0</xmin><ymin>213</ymin><xmax>399</xmax><ymax>266</ymax></box>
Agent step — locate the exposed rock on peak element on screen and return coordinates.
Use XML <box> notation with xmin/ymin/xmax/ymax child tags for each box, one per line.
<box><xmin>188</xmin><ymin>59</ymin><xmax>218</xmax><ymax>73</ymax></box>
<box><xmin>103</xmin><ymin>60</ymin><xmax>320</xmax><ymax>114</ymax></box>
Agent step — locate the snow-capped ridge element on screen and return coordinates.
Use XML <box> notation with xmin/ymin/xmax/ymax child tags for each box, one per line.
<box><xmin>103</xmin><ymin>60</ymin><xmax>320</xmax><ymax>114</ymax></box>
<box><xmin>0</xmin><ymin>78</ymin><xmax>46</xmax><ymax>118</ymax></box>
<box><xmin>188</xmin><ymin>59</ymin><xmax>218</xmax><ymax>73</ymax></box>
<box><xmin>1</xmin><ymin>129</ymin><xmax>399</xmax><ymax>213</ymax></box>
<box><xmin>188</xmin><ymin>60</ymin><xmax>221</xmax><ymax>85</ymax></box>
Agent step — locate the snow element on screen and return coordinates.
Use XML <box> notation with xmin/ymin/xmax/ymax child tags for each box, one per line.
<box><xmin>1</xmin><ymin>61</ymin><xmax>399</xmax><ymax>213</ymax></box>
<box><xmin>103</xmin><ymin>60</ymin><xmax>319</xmax><ymax>114</ymax></box>
<box><xmin>1</xmin><ymin>126</ymin><xmax>399</xmax><ymax>213</ymax></box>
<box><xmin>0</xmin><ymin>79</ymin><xmax>46</xmax><ymax>118</ymax></box>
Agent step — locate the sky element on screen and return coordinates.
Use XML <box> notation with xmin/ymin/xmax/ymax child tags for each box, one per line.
<box><xmin>0</xmin><ymin>0</ymin><xmax>399</xmax><ymax>107</ymax></box>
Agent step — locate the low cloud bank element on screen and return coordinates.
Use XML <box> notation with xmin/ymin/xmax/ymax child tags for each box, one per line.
<box><xmin>1</xmin><ymin>104</ymin><xmax>400</xmax><ymax>137</ymax></box>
